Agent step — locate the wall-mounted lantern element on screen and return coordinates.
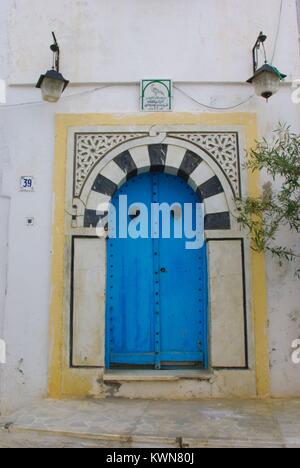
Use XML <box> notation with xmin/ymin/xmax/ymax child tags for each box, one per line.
<box><xmin>247</xmin><ymin>32</ymin><xmax>286</xmax><ymax>101</ymax></box>
<box><xmin>36</xmin><ymin>32</ymin><xmax>69</xmax><ymax>103</ymax></box>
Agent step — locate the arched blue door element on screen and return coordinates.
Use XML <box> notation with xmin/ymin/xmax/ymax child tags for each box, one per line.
<box><xmin>106</xmin><ymin>173</ymin><xmax>208</xmax><ymax>369</ymax></box>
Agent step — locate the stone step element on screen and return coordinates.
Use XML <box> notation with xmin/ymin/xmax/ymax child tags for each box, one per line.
<box><xmin>0</xmin><ymin>427</ymin><xmax>178</xmax><ymax>448</ymax></box>
<box><xmin>0</xmin><ymin>426</ymin><xmax>285</xmax><ymax>448</ymax></box>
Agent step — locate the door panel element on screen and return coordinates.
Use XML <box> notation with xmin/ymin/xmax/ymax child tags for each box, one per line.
<box><xmin>158</xmin><ymin>175</ymin><xmax>207</xmax><ymax>367</ymax></box>
<box><xmin>107</xmin><ymin>174</ymin><xmax>155</xmax><ymax>366</ymax></box>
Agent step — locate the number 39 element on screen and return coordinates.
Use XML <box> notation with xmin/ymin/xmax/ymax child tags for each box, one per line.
<box><xmin>23</xmin><ymin>178</ymin><xmax>32</xmax><ymax>188</ymax></box>
<box><xmin>21</xmin><ymin>177</ymin><xmax>34</xmax><ymax>190</ymax></box>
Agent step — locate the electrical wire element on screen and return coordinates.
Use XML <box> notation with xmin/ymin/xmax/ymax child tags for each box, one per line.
<box><xmin>0</xmin><ymin>83</ymin><xmax>256</xmax><ymax>112</ymax></box>
<box><xmin>271</xmin><ymin>0</ymin><xmax>284</xmax><ymax>64</ymax></box>
<box><xmin>0</xmin><ymin>85</ymin><xmax>111</xmax><ymax>109</ymax></box>
<box><xmin>174</xmin><ymin>85</ymin><xmax>255</xmax><ymax>111</ymax></box>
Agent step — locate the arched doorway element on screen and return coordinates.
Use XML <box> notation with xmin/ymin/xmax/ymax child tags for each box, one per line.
<box><xmin>105</xmin><ymin>172</ymin><xmax>208</xmax><ymax>370</ymax></box>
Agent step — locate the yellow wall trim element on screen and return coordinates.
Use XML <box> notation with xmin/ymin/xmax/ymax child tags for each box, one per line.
<box><xmin>49</xmin><ymin>112</ymin><xmax>270</xmax><ymax>398</ymax></box>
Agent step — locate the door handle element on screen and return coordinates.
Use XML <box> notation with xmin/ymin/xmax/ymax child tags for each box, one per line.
<box><xmin>160</xmin><ymin>267</ymin><xmax>167</xmax><ymax>273</ymax></box>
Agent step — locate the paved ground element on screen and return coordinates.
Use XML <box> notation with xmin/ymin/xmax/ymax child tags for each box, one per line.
<box><xmin>0</xmin><ymin>398</ymin><xmax>300</xmax><ymax>448</ymax></box>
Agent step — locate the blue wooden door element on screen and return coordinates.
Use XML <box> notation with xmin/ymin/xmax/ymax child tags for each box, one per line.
<box><xmin>106</xmin><ymin>173</ymin><xmax>208</xmax><ymax>369</ymax></box>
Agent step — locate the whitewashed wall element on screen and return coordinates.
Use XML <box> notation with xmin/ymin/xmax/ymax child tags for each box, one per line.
<box><xmin>0</xmin><ymin>0</ymin><xmax>300</xmax><ymax>413</ymax></box>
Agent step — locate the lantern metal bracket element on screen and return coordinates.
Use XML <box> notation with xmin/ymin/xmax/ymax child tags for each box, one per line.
<box><xmin>50</xmin><ymin>32</ymin><xmax>60</xmax><ymax>72</ymax></box>
<box><xmin>252</xmin><ymin>31</ymin><xmax>267</xmax><ymax>74</ymax></box>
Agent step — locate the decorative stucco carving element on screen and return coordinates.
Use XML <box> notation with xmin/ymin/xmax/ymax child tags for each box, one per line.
<box><xmin>74</xmin><ymin>131</ymin><xmax>240</xmax><ymax>198</ymax></box>
<box><xmin>74</xmin><ymin>133</ymin><xmax>147</xmax><ymax>197</ymax></box>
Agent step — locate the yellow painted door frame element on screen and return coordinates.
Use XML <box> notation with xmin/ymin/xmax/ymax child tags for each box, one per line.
<box><xmin>49</xmin><ymin>112</ymin><xmax>270</xmax><ymax>399</ymax></box>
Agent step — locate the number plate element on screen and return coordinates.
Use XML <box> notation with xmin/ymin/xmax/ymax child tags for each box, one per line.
<box><xmin>20</xmin><ymin>176</ymin><xmax>35</xmax><ymax>192</ymax></box>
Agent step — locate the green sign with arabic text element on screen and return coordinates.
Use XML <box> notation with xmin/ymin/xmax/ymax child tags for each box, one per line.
<box><xmin>141</xmin><ymin>79</ymin><xmax>172</xmax><ymax>112</ymax></box>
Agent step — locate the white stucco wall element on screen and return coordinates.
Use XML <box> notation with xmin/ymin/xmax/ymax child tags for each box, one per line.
<box><xmin>0</xmin><ymin>0</ymin><xmax>299</xmax><ymax>413</ymax></box>
<box><xmin>6</xmin><ymin>0</ymin><xmax>300</xmax><ymax>84</ymax></box>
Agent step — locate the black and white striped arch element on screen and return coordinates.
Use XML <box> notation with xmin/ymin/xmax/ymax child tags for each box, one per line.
<box><xmin>84</xmin><ymin>144</ymin><xmax>231</xmax><ymax>230</ymax></box>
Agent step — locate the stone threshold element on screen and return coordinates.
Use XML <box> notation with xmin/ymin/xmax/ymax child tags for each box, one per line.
<box><xmin>103</xmin><ymin>369</ymin><xmax>215</xmax><ymax>382</ymax></box>
<box><xmin>0</xmin><ymin>426</ymin><xmax>285</xmax><ymax>448</ymax></box>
